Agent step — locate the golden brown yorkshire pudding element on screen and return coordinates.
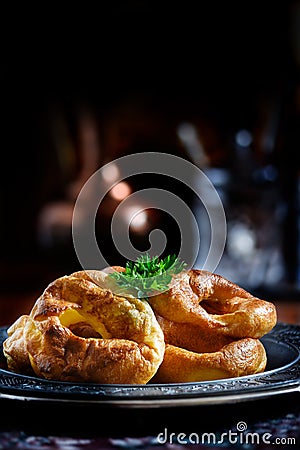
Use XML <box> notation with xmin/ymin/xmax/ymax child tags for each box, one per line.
<box><xmin>147</xmin><ymin>269</ymin><xmax>277</xmax><ymax>353</ymax></box>
<box><xmin>101</xmin><ymin>265</ymin><xmax>273</xmax><ymax>382</ymax></box>
<box><xmin>2</xmin><ymin>315</ymin><xmax>33</xmax><ymax>375</ymax></box>
<box><xmin>3</xmin><ymin>271</ymin><xmax>165</xmax><ymax>384</ymax></box>
<box><xmin>152</xmin><ymin>338</ymin><xmax>267</xmax><ymax>383</ymax></box>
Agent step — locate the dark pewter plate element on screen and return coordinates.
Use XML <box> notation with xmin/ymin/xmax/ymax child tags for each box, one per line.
<box><xmin>0</xmin><ymin>323</ymin><xmax>300</xmax><ymax>408</ymax></box>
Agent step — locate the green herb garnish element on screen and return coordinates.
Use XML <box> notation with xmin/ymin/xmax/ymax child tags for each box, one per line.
<box><xmin>108</xmin><ymin>254</ymin><xmax>186</xmax><ymax>299</ymax></box>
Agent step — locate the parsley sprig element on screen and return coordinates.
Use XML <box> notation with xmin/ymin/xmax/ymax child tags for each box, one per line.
<box><xmin>108</xmin><ymin>254</ymin><xmax>186</xmax><ymax>299</ymax></box>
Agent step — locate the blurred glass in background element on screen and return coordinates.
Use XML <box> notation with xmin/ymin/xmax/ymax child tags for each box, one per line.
<box><xmin>1</xmin><ymin>0</ymin><xmax>300</xmax><ymax>303</ymax></box>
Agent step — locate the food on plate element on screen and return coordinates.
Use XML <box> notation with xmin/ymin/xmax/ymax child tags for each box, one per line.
<box><xmin>3</xmin><ymin>271</ymin><xmax>165</xmax><ymax>384</ymax></box>
<box><xmin>147</xmin><ymin>269</ymin><xmax>277</xmax><ymax>353</ymax></box>
<box><xmin>3</xmin><ymin>254</ymin><xmax>277</xmax><ymax>384</ymax></box>
<box><xmin>152</xmin><ymin>339</ymin><xmax>267</xmax><ymax>383</ymax></box>
<box><xmin>108</xmin><ymin>257</ymin><xmax>277</xmax><ymax>383</ymax></box>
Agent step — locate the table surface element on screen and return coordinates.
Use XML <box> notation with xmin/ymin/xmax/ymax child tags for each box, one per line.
<box><xmin>0</xmin><ymin>293</ymin><xmax>299</xmax><ymax>449</ymax></box>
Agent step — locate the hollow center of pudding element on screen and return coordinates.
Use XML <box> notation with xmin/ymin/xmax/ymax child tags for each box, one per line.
<box><xmin>59</xmin><ymin>308</ymin><xmax>107</xmax><ymax>339</ymax></box>
<box><xmin>200</xmin><ymin>298</ymin><xmax>236</xmax><ymax>315</ymax></box>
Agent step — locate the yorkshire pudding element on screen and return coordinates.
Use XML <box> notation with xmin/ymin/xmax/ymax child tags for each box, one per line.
<box><xmin>104</xmin><ymin>266</ymin><xmax>274</xmax><ymax>382</ymax></box>
<box><xmin>153</xmin><ymin>338</ymin><xmax>267</xmax><ymax>383</ymax></box>
<box><xmin>3</xmin><ymin>271</ymin><xmax>165</xmax><ymax>384</ymax></box>
<box><xmin>147</xmin><ymin>269</ymin><xmax>277</xmax><ymax>353</ymax></box>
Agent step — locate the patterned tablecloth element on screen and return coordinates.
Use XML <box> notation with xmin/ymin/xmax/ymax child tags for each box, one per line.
<box><xmin>0</xmin><ymin>394</ymin><xmax>299</xmax><ymax>450</ymax></box>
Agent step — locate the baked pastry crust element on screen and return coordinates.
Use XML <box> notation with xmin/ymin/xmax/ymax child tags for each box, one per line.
<box><xmin>3</xmin><ymin>267</ymin><xmax>277</xmax><ymax>384</ymax></box>
<box><xmin>3</xmin><ymin>271</ymin><xmax>165</xmax><ymax>384</ymax></box>
<box><xmin>148</xmin><ymin>269</ymin><xmax>277</xmax><ymax>353</ymax></box>
<box><xmin>152</xmin><ymin>338</ymin><xmax>267</xmax><ymax>383</ymax></box>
